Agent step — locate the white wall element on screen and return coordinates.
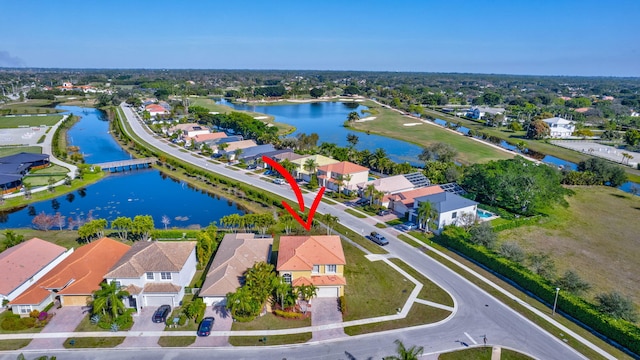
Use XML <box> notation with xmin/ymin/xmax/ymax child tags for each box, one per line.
<box><xmin>437</xmin><ymin>205</ymin><xmax>477</xmax><ymax>229</ymax></box>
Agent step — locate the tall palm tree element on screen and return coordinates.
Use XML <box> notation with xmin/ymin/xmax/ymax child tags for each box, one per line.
<box><xmin>226</xmin><ymin>287</ymin><xmax>260</xmax><ymax>319</ymax></box>
<box><xmin>335</xmin><ymin>174</ymin><xmax>345</xmax><ymax>196</ymax></box>
<box><xmin>303</xmin><ymin>158</ymin><xmax>318</xmax><ymax>179</ymax></box>
<box><xmin>373</xmin><ymin>148</ymin><xmax>388</xmax><ymax>173</ymax></box>
<box><xmin>347</xmin><ymin>111</ymin><xmax>360</xmax><ymax>122</ymax></box>
<box><xmin>346</xmin><ymin>133</ymin><xmax>359</xmax><ymax>148</ymax></box>
<box><xmin>365</xmin><ymin>184</ymin><xmax>376</xmax><ymax>206</ymax></box>
<box><xmin>320</xmin><ymin>213</ymin><xmax>340</xmax><ymax>235</ymax></box>
<box><xmin>416</xmin><ymin>200</ymin><xmax>438</xmax><ymax>233</ymax></box>
<box><xmin>92</xmin><ymin>281</ymin><xmax>130</xmax><ymax>319</ymax></box>
<box><xmin>383</xmin><ymin>339</ymin><xmax>424</xmax><ymax>360</ymax></box>
<box><xmin>280</xmin><ymin>158</ymin><xmax>296</xmax><ymax>174</ymax></box>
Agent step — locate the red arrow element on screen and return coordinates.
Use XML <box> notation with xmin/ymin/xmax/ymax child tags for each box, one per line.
<box><xmin>262</xmin><ymin>155</ymin><xmax>326</xmax><ymax>231</ymax></box>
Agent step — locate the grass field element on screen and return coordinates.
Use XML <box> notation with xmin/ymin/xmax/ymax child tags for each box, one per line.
<box><xmin>0</xmin><ymin>146</ymin><xmax>41</xmax><ymax>157</ymax></box>
<box><xmin>0</xmin><ymin>339</ymin><xmax>31</xmax><ymax>350</ymax></box>
<box><xmin>343</xmin><ymin>241</ymin><xmax>414</xmax><ymax>321</ymax></box>
<box><xmin>0</xmin><ymin>99</ymin><xmax>62</xmax><ymax>115</ymax></box>
<box><xmin>188</xmin><ymin>97</ymin><xmax>296</xmax><ymax>135</ymax></box>
<box><xmin>498</xmin><ymin>186</ymin><xmax>640</xmax><ymax>307</ymax></box>
<box><xmin>0</xmin><ymin>115</ymin><xmax>62</xmax><ymax>128</ymax></box>
<box><xmin>231</xmin><ymin>312</ymin><xmax>311</xmax><ymax>330</ymax></box>
<box><xmin>228</xmin><ymin>332</ymin><xmax>311</xmax><ymax>346</ymax></box>
<box><xmin>390</xmin><ymin>258</ymin><xmax>454</xmax><ymax>307</ymax></box>
<box><xmin>344</xmin><ymin>302</ymin><xmax>451</xmax><ymax>335</ymax></box>
<box><xmin>63</xmin><ymin>337</ymin><xmax>125</xmax><ymax>348</ymax></box>
<box><xmin>350</xmin><ymin>101</ymin><xmax>513</xmax><ymax>165</ymax></box>
<box><xmin>438</xmin><ymin>347</ymin><xmax>533</xmax><ymax>360</ymax></box>
<box><xmin>157</xmin><ymin>336</ymin><xmax>196</xmax><ymax>347</ymax></box>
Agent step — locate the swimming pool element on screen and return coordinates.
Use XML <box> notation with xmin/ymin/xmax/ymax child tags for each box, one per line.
<box><xmin>477</xmin><ymin>209</ymin><xmax>493</xmax><ymax>219</ymax></box>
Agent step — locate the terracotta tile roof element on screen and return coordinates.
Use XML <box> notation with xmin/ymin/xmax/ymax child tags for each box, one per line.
<box><xmin>390</xmin><ymin>185</ymin><xmax>444</xmax><ymax>206</ymax></box>
<box><xmin>220</xmin><ymin>140</ymin><xmax>257</xmax><ymax>152</ymax></box>
<box><xmin>200</xmin><ymin>234</ymin><xmax>272</xmax><ymax>297</ymax></box>
<box><xmin>292</xmin><ymin>275</ymin><xmax>346</xmax><ymax>287</ymax></box>
<box><xmin>277</xmin><ymin>236</ymin><xmax>346</xmax><ymax>272</ymax></box>
<box><xmin>317</xmin><ymin>161</ymin><xmax>369</xmax><ymax>175</ymax></box>
<box><xmin>574</xmin><ymin>107</ymin><xmax>590</xmax><ymax>113</ymax></box>
<box><xmin>105</xmin><ymin>241</ymin><xmax>196</xmax><ymax>278</ymax></box>
<box><xmin>10</xmin><ymin>238</ymin><xmax>130</xmax><ymax>305</ymax></box>
<box><xmin>170</xmin><ymin>123</ymin><xmax>200</xmax><ymax>131</ymax></box>
<box><xmin>0</xmin><ymin>238</ymin><xmax>68</xmax><ymax>296</ymax></box>
<box><xmin>193</xmin><ymin>132</ymin><xmax>227</xmax><ymax>143</ymax></box>
<box><xmin>143</xmin><ymin>283</ymin><xmax>182</xmax><ymax>293</ymax></box>
<box><xmin>145</xmin><ymin>104</ymin><xmax>168</xmax><ymax>113</ymax></box>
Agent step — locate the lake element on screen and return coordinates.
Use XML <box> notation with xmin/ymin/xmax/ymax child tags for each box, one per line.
<box><xmin>0</xmin><ymin>106</ymin><xmax>247</xmax><ymax>229</ymax></box>
<box><xmin>216</xmin><ymin>99</ymin><xmax>424</xmax><ymax>166</ymax></box>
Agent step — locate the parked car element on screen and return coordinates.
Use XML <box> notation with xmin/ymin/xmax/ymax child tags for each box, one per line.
<box><xmin>197</xmin><ymin>317</ymin><xmax>215</xmax><ymax>337</ymax></box>
<box><xmin>152</xmin><ymin>305</ymin><xmax>171</xmax><ymax>323</ymax></box>
<box><xmin>377</xmin><ymin>209</ymin><xmax>390</xmax><ymax>216</ymax></box>
<box><xmin>400</xmin><ymin>222</ymin><xmax>417</xmax><ymax>231</ymax></box>
<box><xmin>246</xmin><ymin>164</ymin><xmax>257</xmax><ymax>170</ymax></box>
<box><xmin>368</xmin><ymin>231</ymin><xmax>389</xmax><ymax>246</ymax></box>
<box><xmin>273</xmin><ymin>178</ymin><xmax>286</xmax><ymax>185</ymax></box>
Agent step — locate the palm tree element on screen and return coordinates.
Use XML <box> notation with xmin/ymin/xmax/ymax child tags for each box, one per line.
<box><xmin>365</xmin><ymin>184</ymin><xmax>376</xmax><ymax>206</ymax></box>
<box><xmin>280</xmin><ymin>158</ymin><xmax>296</xmax><ymax>174</ymax></box>
<box><xmin>347</xmin><ymin>111</ymin><xmax>360</xmax><ymax>122</ymax></box>
<box><xmin>92</xmin><ymin>281</ymin><xmax>130</xmax><ymax>319</ymax></box>
<box><xmin>303</xmin><ymin>158</ymin><xmax>318</xmax><ymax>179</ymax></box>
<box><xmin>416</xmin><ymin>200</ymin><xmax>438</xmax><ymax>233</ymax></box>
<box><xmin>320</xmin><ymin>213</ymin><xmax>340</xmax><ymax>235</ymax></box>
<box><xmin>346</xmin><ymin>133</ymin><xmax>359</xmax><ymax>148</ymax></box>
<box><xmin>384</xmin><ymin>339</ymin><xmax>424</xmax><ymax>360</ymax></box>
<box><xmin>373</xmin><ymin>148</ymin><xmax>388</xmax><ymax>173</ymax></box>
<box><xmin>334</xmin><ymin>174</ymin><xmax>345</xmax><ymax>196</ymax></box>
<box><xmin>226</xmin><ymin>287</ymin><xmax>260</xmax><ymax>319</ymax></box>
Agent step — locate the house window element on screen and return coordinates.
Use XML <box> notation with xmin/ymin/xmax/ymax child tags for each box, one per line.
<box><xmin>20</xmin><ymin>306</ymin><xmax>30</xmax><ymax>314</ymax></box>
<box><xmin>326</xmin><ymin>265</ymin><xmax>337</xmax><ymax>274</ymax></box>
<box><xmin>312</xmin><ymin>265</ymin><xmax>320</xmax><ymax>274</ymax></box>
<box><xmin>114</xmin><ymin>281</ymin><xmax>121</xmax><ymax>289</ymax></box>
<box><xmin>451</xmin><ymin>212</ymin><xmax>457</xmax><ymax>219</ymax></box>
<box><xmin>146</xmin><ymin>272</ymin><xmax>154</xmax><ymax>280</ymax></box>
<box><xmin>283</xmin><ymin>273</ymin><xmax>292</xmax><ymax>284</ymax></box>
<box><xmin>161</xmin><ymin>272</ymin><xmax>172</xmax><ymax>280</ymax></box>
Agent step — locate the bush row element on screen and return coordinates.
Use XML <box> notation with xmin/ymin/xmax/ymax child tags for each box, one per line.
<box><xmin>491</xmin><ymin>216</ymin><xmax>543</xmax><ymax>232</ymax></box>
<box><xmin>274</xmin><ymin>309</ymin><xmax>304</xmax><ymax>319</ymax></box>
<box><xmin>339</xmin><ymin>296</ymin><xmax>347</xmax><ymax>315</ymax></box>
<box><xmin>150</xmin><ymin>229</ymin><xmax>200</xmax><ymax>240</ymax></box>
<box><xmin>436</xmin><ymin>226</ymin><xmax>640</xmax><ymax>356</ymax></box>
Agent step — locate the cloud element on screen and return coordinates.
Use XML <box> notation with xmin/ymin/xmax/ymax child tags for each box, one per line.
<box><xmin>0</xmin><ymin>51</ymin><xmax>26</xmax><ymax>67</ymax></box>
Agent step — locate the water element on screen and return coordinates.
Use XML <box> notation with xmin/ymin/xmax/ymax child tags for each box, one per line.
<box><xmin>477</xmin><ymin>209</ymin><xmax>493</xmax><ymax>219</ymax></box>
<box><xmin>0</xmin><ymin>106</ymin><xmax>247</xmax><ymax>228</ymax></box>
<box><xmin>216</xmin><ymin>99</ymin><xmax>424</xmax><ymax>166</ymax></box>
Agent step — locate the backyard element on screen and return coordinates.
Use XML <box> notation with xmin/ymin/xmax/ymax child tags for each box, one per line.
<box><xmin>498</xmin><ymin>186</ymin><xmax>640</xmax><ymax>307</ymax></box>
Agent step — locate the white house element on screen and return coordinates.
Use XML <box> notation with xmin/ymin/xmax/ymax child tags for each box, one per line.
<box><xmin>542</xmin><ymin>117</ymin><xmax>576</xmax><ymax>138</ymax></box>
<box><xmin>199</xmin><ymin>233</ymin><xmax>273</xmax><ymax>306</ymax></box>
<box><xmin>104</xmin><ymin>241</ymin><xmax>197</xmax><ymax>312</ymax></box>
<box><xmin>0</xmin><ymin>238</ymin><xmax>73</xmax><ymax>306</ymax></box>
<box><xmin>145</xmin><ymin>104</ymin><xmax>170</xmax><ymax>117</ymax></box>
<box><xmin>409</xmin><ymin>191</ymin><xmax>478</xmax><ymax>232</ymax></box>
<box><xmin>316</xmin><ymin>161</ymin><xmax>369</xmax><ymax>194</ymax></box>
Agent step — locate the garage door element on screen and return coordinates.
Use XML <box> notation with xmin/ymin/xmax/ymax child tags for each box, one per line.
<box><xmin>145</xmin><ymin>296</ymin><xmax>174</xmax><ymax>307</ymax></box>
<box><xmin>316</xmin><ymin>286</ymin><xmax>339</xmax><ymax>298</ymax></box>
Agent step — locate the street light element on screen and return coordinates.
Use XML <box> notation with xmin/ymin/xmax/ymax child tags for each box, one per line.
<box><xmin>552</xmin><ymin>287</ymin><xmax>560</xmax><ymax>316</ymax></box>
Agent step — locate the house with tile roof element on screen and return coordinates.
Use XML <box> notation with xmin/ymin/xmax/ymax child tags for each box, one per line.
<box><xmin>1</xmin><ymin>238</ymin><xmax>73</xmax><ymax>306</ymax></box>
<box><xmin>104</xmin><ymin>241</ymin><xmax>197</xmax><ymax>312</ymax></box>
<box><xmin>9</xmin><ymin>238</ymin><xmax>130</xmax><ymax>315</ymax></box>
<box><xmin>290</xmin><ymin>155</ymin><xmax>339</xmax><ymax>182</ymax></box>
<box><xmin>190</xmin><ymin>132</ymin><xmax>227</xmax><ymax>147</ymax></box>
<box><xmin>145</xmin><ymin>104</ymin><xmax>169</xmax><ymax>117</ymax></box>
<box><xmin>200</xmin><ymin>233</ymin><xmax>273</xmax><ymax>306</ymax></box>
<box><xmin>277</xmin><ymin>235</ymin><xmax>346</xmax><ymax>298</ymax></box>
<box><xmin>409</xmin><ymin>191</ymin><xmax>478</xmax><ymax>232</ymax></box>
<box><xmin>388</xmin><ymin>185</ymin><xmax>444</xmax><ymax>217</ymax></box>
<box><xmin>216</xmin><ymin>140</ymin><xmax>258</xmax><ymax>160</ymax></box>
<box><xmin>317</xmin><ymin>161</ymin><xmax>369</xmax><ymax>194</ymax></box>
<box><xmin>167</xmin><ymin>123</ymin><xmax>210</xmax><ymax>139</ymax></box>
<box><xmin>357</xmin><ymin>173</ymin><xmax>430</xmax><ymax>206</ymax></box>
<box><xmin>542</xmin><ymin>117</ymin><xmax>576</xmax><ymax>138</ymax></box>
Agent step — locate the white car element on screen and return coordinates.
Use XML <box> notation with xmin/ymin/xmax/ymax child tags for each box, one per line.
<box><xmin>273</xmin><ymin>178</ymin><xmax>286</xmax><ymax>185</ymax></box>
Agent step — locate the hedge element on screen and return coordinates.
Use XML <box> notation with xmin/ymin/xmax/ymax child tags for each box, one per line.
<box><xmin>151</xmin><ymin>229</ymin><xmax>200</xmax><ymax>239</ymax></box>
<box><xmin>436</xmin><ymin>226</ymin><xmax>640</xmax><ymax>356</ymax></box>
<box><xmin>274</xmin><ymin>309</ymin><xmax>304</xmax><ymax>319</ymax></box>
<box><xmin>339</xmin><ymin>296</ymin><xmax>347</xmax><ymax>315</ymax></box>
<box><xmin>491</xmin><ymin>216</ymin><xmax>543</xmax><ymax>232</ymax></box>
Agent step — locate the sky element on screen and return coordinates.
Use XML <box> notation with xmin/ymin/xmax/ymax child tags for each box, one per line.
<box><xmin>1</xmin><ymin>0</ymin><xmax>639</xmax><ymax>76</ymax></box>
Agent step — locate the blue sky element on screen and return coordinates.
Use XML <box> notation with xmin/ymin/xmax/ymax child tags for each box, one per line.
<box><xmin>1</xmin><ymin>0</ymin><xmax>639</xmax><ymax>76</ymax></box>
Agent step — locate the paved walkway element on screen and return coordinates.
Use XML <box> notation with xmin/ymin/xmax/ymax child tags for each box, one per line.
<box><xmin>492</xmin><ymin>346</ymin><xmax>502</xmax><ymax>360</ymax></box>
<box><xmin>24</xmin><ymin>306</ymin><xmax>87</xmax><ymax>350</ymax></box>
<box><xmin>311</xmin><ymin>298</ymin><xmax>344</xmax><ymax>341</ymax></box>
<box><xmin>119</xmin><ymin>308</ymin><xmax>164</xmax><ymax>348</ymax></box>
<box><xmin>192</xmin><ymin>306</ymin><xmax>233</xmax><ymax>347</ymax></box>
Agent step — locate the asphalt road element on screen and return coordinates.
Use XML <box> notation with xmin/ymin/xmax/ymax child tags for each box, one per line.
<box><xmin>1</xmin><ymin>104</ymin><xmax>596</xmax><ymax>360</ymax></box>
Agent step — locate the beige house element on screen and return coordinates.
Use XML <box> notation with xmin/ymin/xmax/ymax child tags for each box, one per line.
<box><xmin>216</xmin><ymin>140</ymin><xmax>258</xmax><ymax>160</ymax></box>
<box><xmin>388</xmin><ymin>185</ymin><xmax>444</xmax><ymax>216</ymax></box>
<box><xmin>290</xmin><ymin>155</ymin><xmax>339</xmax><ymax>182</ymax></box>
<box><xmin>199</xmin><ymin>233</ymin><xmax>273</xmax><ymax>306</ymax></box>
<box><xmin>317</xmin><ymin>161</ymin><xmax>369</xmax><ymax>194</ymax></box>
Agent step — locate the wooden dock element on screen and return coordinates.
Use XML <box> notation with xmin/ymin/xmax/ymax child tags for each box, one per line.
<box><xmin>94</xmin><ymin>157</ymin><xmax>157</xmax><ymax>173</ymax></box>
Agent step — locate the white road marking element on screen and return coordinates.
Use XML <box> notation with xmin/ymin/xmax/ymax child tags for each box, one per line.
<box><xmin>465</xmin><ymin>332</ymin><xmax>478</xmax><ymax>345</ymax></box>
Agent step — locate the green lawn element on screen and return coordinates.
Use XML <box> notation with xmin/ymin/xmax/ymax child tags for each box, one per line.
<box><xmin>228</xmin><ymin>332</ymin><xmax>312</xmax><ymax>346</ymax></box>
<box><xmin>1</xmin><ymin>230</ymin><xmax>80</xmax><ymax>250</ymax></box>
<box><xmin>343</xmin><ymin>241</ymin><xmax>413</xmax><ymax>321</ymax></box>
<box><xmin>0</xmin><ymin>146</ymin><xmax>41</xmax><ymax>157</ymax></box>
<box><xmin>31</xmin><ymin>164</ymin><xmax>69</xmax><ymax>175</ymax></box>
<box><xmin>390</xmin><ymin>258</ymin><xmax>454</xmax><ymax>307</ymax></box>
<box><xmin>438</xmin><ymin>347</ymin><xmax>534</xmax><ymax>360</ymax></box>
<box><xmin>73</xmin><ymin>313</ymin><xmax>108</xmax><ymax>332</ymax></box>
<box><xmin>0</xmin><ymin>115</ymin><xmax>63</xmax><ymax>128</ymax></box>
<box><xmin>63</xmin><ymin>337</ymin><xmax>125</xmax><ymax>348</ymax></box>
<box><xmin>22</xmin><ymin>175</ymin><xmax>65</xmax><ymax>187</ymax></box>
<box><xmin>334</xmin><ymin>223</ymin><xmax>387</xmax><ymax>255</ymax></box>
<box><xmin>344</xmin><ymin>302</ymin><xmax>451</xmax><ymax>335</ymax></box>
<box><xmin>0</xmin><ymin>99</ymin><xmax>62</xmax><ymax>115</ymax></box>
<box><xmin>231</xmin><ymin>312</ymin><xmax>311</xmax><ymax>330</ymax></box>
<box><xmin>0</xmin><ymin>310</ymin><xmax>42</xmax><ymax>335</ymax></box>
<box><xmin>498</xmin><ymin>186</ymin><xmax>640</xmax><ymax>307</ymax></box>
<box><xmin>0</xmin><ymin>339</ymin><xmax>31</xmax><ymax>350</ymax></box>
<box><xmin>349</xmin><ymin>101</ymin><xmax>513</xmax><ymax>165</ymax></box>
<box><xmin>344</xmin><ymin>208</ymin><xmax>366</xmax><ymax>218</ymax></box>
<box><xmin>157</xmin><ymin>336</ymin><xmax>196</xmax><ymax>347</ymax></box>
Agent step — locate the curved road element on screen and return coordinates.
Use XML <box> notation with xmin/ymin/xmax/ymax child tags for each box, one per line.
<box><xmin>3</xmin><ymin>105</ymin><xmax>607</xmax><ymax>360</ymax></box>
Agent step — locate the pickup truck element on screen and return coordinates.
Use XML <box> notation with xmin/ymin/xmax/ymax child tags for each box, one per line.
<box><xmin>368</xmin><ymin>231</ymin><xmax>389</xmax><ymax>246</ymax></box>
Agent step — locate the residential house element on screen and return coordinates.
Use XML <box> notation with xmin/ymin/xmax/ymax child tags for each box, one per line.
<box><xmin>199</xmin><ymin>233</ymin><xmax>273</xmax><ymax>306</ymax></box>
<box><xmin>409</xmin><ymin>191</ymin><xmax>478</xmax><ymax>232</ymax></box>
<box><xmin>235</xmin><ymin>144</ymin><xmax>276</xmax><ymax>163</ymax></box>
<box><xmin>357</xmin><ymin>173</ymin><xmax>424</xmax><ymax>206</ymax></box>
<box><xmin>145</xmin><ymin>104</ymin><xmax>169</xmax><ymax>117</ymax></box>
<box><xmin>9</xmin><ymin>238</ymin><xmax>130</xmax><ymax>315</ymax></box>
<box><xmin>103</xmin><ymin>241</ymin><xmax>197</xmax><ymax>312</ymax></box>
<box><xmin>247</xmin><ymin>149</ymin><xmax>296</xmax><ymax>167</ymax></box>
<box><xmin>465</xmin><ymin>106</ymin><xmax>505</xmax><ymax>120</ymax></box>
<box><xmin>0</xmin><ymin>238</ymin><xmax>73</xmax><ymax>305</ymax></box>
<box><xmin>290</xmin><ymin>155</ymin><xmax>339</xmax><ymax>182</ymax></box>
<box><xmin>189</xmin><ymin>132</ymin><xmax>227</xmax><ymax>148</ymax></box>
<box><xmin>216</xmin><ymin>140</ymin><xmax>258</xmax><ymax>160</ymax></box>
<box><xmin>542</xmin><ymin>117</ymin><xmax>576</xmax><ymax>138</ymax></box>
<box><xmin>277</xmin><ymin>235</ymin><xmax>346</xmax><ymax>298</ymax></box>
<box><xmin>388</xmin><ymin>185</ymin><xmax>444</xmax><ymax>216</ymax></box>
<box><xmin>317</xmin><ymin>161</ymin><xmax>369</xmax><ymax>194</ymax></box>
<box><xmin>168</xmin><ymin>123</ymin><xmax>210</xmax><ymax>139</ymax></box>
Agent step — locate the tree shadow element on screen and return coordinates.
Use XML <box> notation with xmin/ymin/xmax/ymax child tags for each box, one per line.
<box><xmin>344</xmin><ymin>351</ymin><xmax>372</xmax><ymax>360</ymax></box>
<box><xmin>213</xmin><ymin>305</ymin><xmax>230</xmax><ymax>319</ymax></box>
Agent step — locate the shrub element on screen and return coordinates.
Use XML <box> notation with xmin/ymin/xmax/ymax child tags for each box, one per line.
<box><xmin>1</xmin><ymin>314</ymin><xmax>26</xmax><ymax>331</ymax></box>
<box><xmin>165</xmin><ymin>315</ymin><xmax>174</xmax><ymax>326</ymax></box>
<box><xmin>274</xmin><ymin>309</ymin><xmax>304</xmax><ymax>319</ymax></box>
<box><xmin>114</xmin><ymin>313</ymin><xmax>134</xmax><ymax>330</ymax></box>
<box><xmin>29</xmin><ymin>310</ymin><xmax>40</xmax><ymax>319</ymax></box>
<box><xmin>178</xmin><ymin>315</ymin><xmax>187</xmax><ymax>326</ymax></box>
<box><xmin>595</xmin><ymin>292</ymin><xmax>638</xmax><ymax>322</ymax></box>
<box><xmin>38</xmin><ymin>311</ymin><xmax>48</xmax><ymax>321</ymax></box>
<box><xmin>499</xmin><ymin>241</ymin><xmax>525</xmax><ymax>263</ymax></box>
<box><xmin>43</xmin><ymin>302</ymin><xmax>54</xmax><ymax>312</ymax></box>
<box><xmin>339</xmin><ymin>296</ymin><xmax>347</xmax><ymax>315</ymax></box>
<box><xmin>22</xmin><ymin>317</ymin><xmax>36</xmax><ymax>328</ymax></box>
<box><xmin>90</xmin><ymin>314</ymin><xmax>101</xmax><ymax>325</ymax></box>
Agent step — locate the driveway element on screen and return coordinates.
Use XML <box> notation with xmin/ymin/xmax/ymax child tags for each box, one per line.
<box><xmin>192</xmin><ymin>305</ymin><xmax>233</xmax><ymax>347</ymax></box>
<box><xmin>311</xmin><ymin>298</ymin><xmax>345</xmax><ymax>341</ymax></box>
<box><xmin>119</xmin><ymin>307</ymin><xmax>166</xmax><ymax>348</ymax></box>
<box><xmin>24</xmin><ymin>306</ymin><xmax>88</xmax><ymax>350</ymax></box>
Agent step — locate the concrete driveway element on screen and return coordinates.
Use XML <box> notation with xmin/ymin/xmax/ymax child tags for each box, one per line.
<box><xmin>192</xmin><ymin>305</ymin><xmax>233</xmax><ymax>347</ymax></box>
<box><xmin>24</xmin><ymin>306</ymin><xmax>88</xmax><ymax>350</ymax></box>
<box><xmin>311</xmin><ymin>298</ymin><xmax>345</xmax><ymax>341</ymax></box>
<box><xmin>119</xmin><ymin>307</ymin><xmax>167</xmax><ymax>348</ymax></box>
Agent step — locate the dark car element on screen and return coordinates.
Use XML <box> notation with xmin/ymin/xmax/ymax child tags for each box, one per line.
<box><xmin>368</xmin><ymin>231</ymin><xmax>389</xmax><ymax>246</ymax></box>
<box><xmin>152</xmin><ymin>305</ymin><xmax>171</xmax><ymax>323</ymax></box>
<box><xmin>197</xmin><ymin>317</ymin><xmax>215</xmax><ymax>337</ymax></box>
<box><xmin>377</xmin><ymin>209</ymin><xmax>390</xmax><ymax>216</ymax></box>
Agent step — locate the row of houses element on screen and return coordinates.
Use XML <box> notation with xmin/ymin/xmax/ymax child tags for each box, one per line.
<box><xmin>2</xmin><ymin>234</ymin><xmax>347</xmax><ymax>315</ymax></box>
